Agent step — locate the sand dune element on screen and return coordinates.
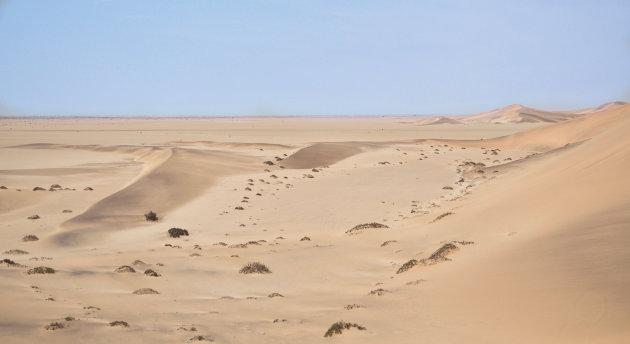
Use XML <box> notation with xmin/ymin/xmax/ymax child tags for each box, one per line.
<box><xmin>1</xmin><ymin>103</ymin><xmax>629</xmax><ymax>343</ymax></box>
<box><xmin>557</xmin><ymin>100</ymin><xmax>627</xmax><ymax>115</ymax></box>
<box><xmin>281</xmin><ymin>142</ymin><xmax>380</xmax><ymax>169</ymax></box>
<box><xmin>58</xmin><ymin>148</ymin><xmax>261</xmax><ymax>245</ymax></box>
<box><xmin>461</xmin><ymin>103</ymin><xmax>581</xmax><ymax>123</ymax></box>
<box><xmin>438</xmin><ymin>102</ymin><xmax>630</xmax><ymax>152</ymax></box>
<box><xmin>413</xmin><ymin>116</ymin><xmax>463</xmax><ymax>126</ymax></box>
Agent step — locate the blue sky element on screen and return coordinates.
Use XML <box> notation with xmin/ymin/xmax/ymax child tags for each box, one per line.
<box><xmin>1</xmin><ymin>0</ymin><xmax>629</xmax><ymax>116</ymax></box>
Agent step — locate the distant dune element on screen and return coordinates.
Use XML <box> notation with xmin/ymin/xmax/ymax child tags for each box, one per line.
<box><xmin>414</xmin><ymin>116</ymin><xmax>463</xmax><ymax>126</ymax></box>
<box><xmin>414</xmin><ymin>101</ymin><xmax>627</xmax><ymax>126</ymax></box>
<box><xmin>460</xmin><ymin>103</ymin><xmax>580</xmax><ymax>124</ymax></box>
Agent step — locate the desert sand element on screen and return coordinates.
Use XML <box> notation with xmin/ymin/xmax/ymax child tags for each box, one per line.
<box><xmin>1</xmin><ymin>103</ymin><xmax>629</xmax><ymax>343</ymax></box>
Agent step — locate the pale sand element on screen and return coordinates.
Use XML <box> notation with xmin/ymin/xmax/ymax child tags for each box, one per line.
<box><xmin>0</xmin><ymin>105</ymin><xmax>629</xmax><ymax>343</ymax></box>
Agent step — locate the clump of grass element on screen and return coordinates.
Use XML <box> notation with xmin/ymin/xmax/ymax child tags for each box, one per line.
<box><xmin>144</xmin><ymin>269</ymin><xmax>160</xmax><ymax>277</ymax></box>
<box><xmin>168</xmin><ymin>227</ymin><xmax>189</xmax><ymax>238</ymax></box>
<box><xmin>144</xmin><ymin>211</ymin><xmax>158</xmax><ymax>221</ymax></box>
<box><xmin>263</xmin><ymin>160</ymin><xmax>275</xmax><ymax>166</ymax></box>
<box><xmin>114</xmin><ymin>265</ymin><xmax>136</xmax><ymax>273</ymax></box>
<box><xmin>442</xmin><ymin>186</ymin><xmax>453</xmax><ymax>190</ymax></box>
<box><xmin>22</xmin><ymin>235</ymin><xmax>39</xmax><ymax>242</ymax></box>
<box><xmin>397</xmin><ymin>242</ymin><xmax>461</xmax><ymax>274</ymax></box>
<box><xmin>44</xmin><ymin>322</ymin><xmax>65</xmax><ymax>330</ymax></box>
<box><xmin>323</xmin><ymin>321</ymin><xmax>366</xmax><ymax>337</ymax></box>
<box><xmin>132</xmin><ymin>288</ymin><xmax>159</xmax><ymax>295</ymax></box>
<box><xmin>380</xmin><ymin>240</ymin><xmax>397</xmax><ymax>247</ymax></box>
<box><xmin>427</xmin><ymin>242</ymin><xmax>458</xmax><ymax>261</ymax></box>
<box><xmin>431</xmin><ymin>212</ymin><xmax>453</xmax><ymax>223</ymax></box>
<box><xmin>64</xmin><ymin>316</ymin><xmax>76</xmax><ymax>321</ymax></box>
<box><xmin>345</xmin><ymin>222</ymin><xmax>389</xmax><ymax>235</ymax></box>
<box><xmin>109</xmin><ymin>320</ymin><xmax>129</xmax><ymax>327</ymax></box>
<box><xmin>187</xmin><ymin>335</ymin><xmax>213</xmax><ymax>342</ymax></box>
<box><xmin>300</xmin><ymin>236</ymin><xmax>311</xmax><ymax>241</ymax></box>
<box><xmin>33</xmin><ymin>186</ymin><xmax>46</xmax><ymax>191</ymax></box>
<box><xmin>268</xmin><ymin>292</ymin><xmax>284</xmax><ymax>298</ymax></box>
<box><xmin>27</xmin><ymin>266</ymin><xmax>55</xmax><ymax>274</ymax></box>
<box><xmin>239</xmin><ymin>262</ymin><xmax>271</xmax><ymax>274</ymax></box>
<box><xmin>27</xmin><ymin>214</ymin><xmax>40</xmax><ymax>220</ymax></box>
<box><xmin>1</xmin><ymin>258</ymin><xmax>25</xmax><ymax>267</ymax></box>
<box><xmin>4</xmin><ymin>249</ymin><xmax>29</xmax><ymax>255</ymax></box>
<box><xmin>396</xmin><ymin>259</ymin><xmax>419</xmax><ymax>274</ymax></box>
<box><xmin>368</xmin><ymin>288</ymin><xmax>390</xmax><ymax>296</ymax></box>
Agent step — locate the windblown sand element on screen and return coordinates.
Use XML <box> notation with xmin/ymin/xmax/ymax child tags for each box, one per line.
<box><xmin>1</xmin><ymin>107</ymin><xmax>629</xmax><ymax>343</ymax></box>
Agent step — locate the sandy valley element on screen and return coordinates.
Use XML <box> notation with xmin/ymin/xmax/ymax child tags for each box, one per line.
<box><xmin>1</xmin><ymin>102</ymin><xmax>629</xmax><ymax>343</ymax></box>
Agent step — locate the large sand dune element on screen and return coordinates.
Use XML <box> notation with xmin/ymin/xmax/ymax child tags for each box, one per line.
<box><xmin>1</xmin><ymin>103</ymin><xmax>628</xmax><ymax>343</ymax></box>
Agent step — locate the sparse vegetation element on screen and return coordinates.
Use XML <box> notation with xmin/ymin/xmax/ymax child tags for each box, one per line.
<box><xmin>33</xmin><ymin>187</ymin><xmax>46</xmax><ymax>191</ymax></box>
<box><xmin>144</xmin><ymin>269</ymin><xmax>160</xmax><ymax>277</ymax></box>
<box><xmin>22</xmin><ymin>234</ymin><xmax>39</xmax><ymax>242</ymax></box>
<box><xmin>27</xmin><ymin>215</ymin><xmax>40</xmax><ymax>220</ymax></box>
<box><xmin>442</xmin><ymin>186</ymin><xmax>453</xmax><ymax>190</ymax></box>
<box><xmin>239</xmin><ymin>262</ymin><xmax>271</xmax><ymax>274</ymax></box>
<box><xmin>168</xmin><ymin>227</ymin><xmax>189</xmax><ymax>238</ymax></box>
<box><xmin>27</xmin><ymin>266</ymin><xmax>55</xmax><ymax>274</ymax></box>
<box><xmin>346</xmin><ymin>222</ymin><xmax>389</xmax><ymax>234</ymax></box>
<box><xmin>1</xmin><ymin>258</ymin><xmax>24</xmax><ymax>267</ymax></box>
<box><xmin>427</xmin><ymin>243</ymin><xmax>458</xmax><ymax>261</ymax></box>
<box><xmin>144</xmin><ymin>211</ymin><xmax>158</xmax><ymax>221</ymax></box>
<box><xmin>380</xmin><ymin>240</ymin><xmax>397</xmax><ymax>247</ymax></box>
<box><xmin>187</xmin><ymin>335</ymin><xmax>213</xmax><ymax>342</ymax></box>
<box><xmin>4</xmin><ymin>249</ymin><xmax>29</xmax><ymax>255</ymax></box>
<box><xmin>344</xmin><ymin>304</ymin><xmax>362</xmax><ymax>310</ymax></box>
<box><xmin>132</xmin><ymin>288</ymin><xmax>159</xmax><ymax>295</ymax></box>
<box><xmin>109</xmin><ymin>320</ymin><xmax>129</xmax><ymax>327</ymax></box>
<box><xmin>263</xmin><ymin>160</ymin><xmax>275</xmax><ymax>166</ymax></box>
<box><xmin>234</xmin><ymin>206</ymin><xmax>244</xmax><ymax>210</ymax></box>
<box><xmin>431</xmin><ymin>212</ymin><xmax>453</xmax><ymax>223</ymax></box>
<box><xmin>114</xmin><ymin>265</ymin><xmax>136</xmax><ymax>273</ymax></box>
<box><xmin>396</xmin><ymin>259</ymin><xmax>419</xmax><ymax>274</ymax></box>
<box><xmin>300</xmin><ymin>236</ymin><xmax>311</xmax><ymax>241</ymax></box>
<box><xmin>397</xmin><ymin>242</ymin><xmax>462</xmax><ymax>274</ymax></box>
<box><xmin>64</xmin><ymin>316</ymin><xmax>76</xmax><ymax>321</ymax></box>
<box><xmin>368</xmin><ymin>288</ymin><xmax>390</xmax><ymax>296</ymax></box>
<box><xmin>44</xmin><ymin>322</ymin><xmax>65</xmax><ymax>330</ymax></box>
<box><xmin>324</xmin><ymin>321</ymin><xmax>366</xmax><ymax>337</ymax></box>
<box><xmin>268</xmin><ymin>292</ymin><xmax>283</xmax><ymax>298</ymax></box>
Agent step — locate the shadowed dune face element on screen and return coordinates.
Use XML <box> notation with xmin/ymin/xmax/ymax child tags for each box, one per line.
<box><xmin>55</xmin><ymin>148</ymin><xmax>259</xmax><ymax>246</ymax></box>
<box><xmin>281</xmin><ymin>142</ymin><xmax>379</xmax><ymax>169</ymax></box>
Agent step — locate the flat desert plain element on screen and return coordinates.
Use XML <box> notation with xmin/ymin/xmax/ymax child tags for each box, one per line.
<box><xmin>1</xmin><ymin>104</ymin><xmax>629</xmax><ymax>343</ymax></box>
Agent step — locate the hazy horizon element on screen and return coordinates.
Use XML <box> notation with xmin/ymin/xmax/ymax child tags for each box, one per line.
<box><xmin>1</xmin><ymin>1</ymin><xmax>629</xmax><ymax>117</ymax></box>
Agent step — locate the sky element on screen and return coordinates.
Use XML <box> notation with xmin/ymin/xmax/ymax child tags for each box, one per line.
<box><xmin>0</xmin><ymin>0</ymin><xmax>629</xmax><ymax>116</ymax></box>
